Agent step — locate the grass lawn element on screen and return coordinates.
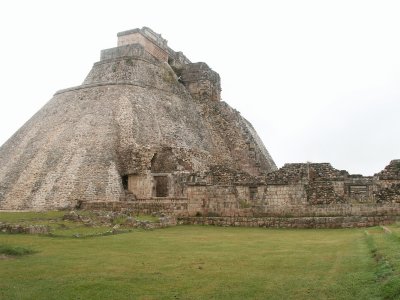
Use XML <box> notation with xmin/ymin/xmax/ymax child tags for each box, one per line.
<box><xmin>0</xmin><ymin>210</ymin><xmax>66</xmax><ymax>223</ymax></box>
<box><xmin>1</xmin><ymin>216</ymin><xmax>399</xmax><ymax>299</ymax></box>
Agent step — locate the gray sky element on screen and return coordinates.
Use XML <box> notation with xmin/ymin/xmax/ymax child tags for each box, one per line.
<box><xmin>0</xmin><ymin>0</ymin><xmax>399</xmax><ymax>176</ymax></box>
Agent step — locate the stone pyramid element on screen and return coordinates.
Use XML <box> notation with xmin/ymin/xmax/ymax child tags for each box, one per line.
<box><xmin>0</xmin><ymin>27</ymin><xmax>276</xmax><ymax>210</ymax></box>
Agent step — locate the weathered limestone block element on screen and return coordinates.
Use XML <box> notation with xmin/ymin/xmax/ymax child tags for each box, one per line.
<box><xmin>0</xmin><ymin>223</ymin><xmax>50</xmax><ymax>234</ymax></box>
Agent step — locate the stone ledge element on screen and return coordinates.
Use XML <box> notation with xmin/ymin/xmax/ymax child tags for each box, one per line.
<box><xmin>54</xmin><ymin>81</ymin><xmax>186</xmax><ymax>97</ymax></box>
<box><xmin>94</xmin><ymin>55</ymin><xmax>159</xmax><ymax>68</ymax></box>
<box><xmin>81</xmin><ymin>200</ymin><xmax>188</xmax><ymax>216</ymax></box>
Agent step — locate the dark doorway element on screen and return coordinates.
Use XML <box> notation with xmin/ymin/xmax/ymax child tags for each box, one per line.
<box><xmin>154</xmin><ymin>176</ymin><xmax>169</xmax><ymax>197</ymax></box>
<box><xmin>122</xmin><ymin>175</ymin><xmax>129</xmax><ymax>190</ymax></box>
<box><xmin>249</xmin><ymin>187</ymin><xmax>258</xmax><ymax>200</ymax></box>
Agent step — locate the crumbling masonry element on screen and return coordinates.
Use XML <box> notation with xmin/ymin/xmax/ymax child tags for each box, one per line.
<box><xmin>0</xmin><ymin>27</ymin><xmax>399</xmax><ymax>228</ymax></box>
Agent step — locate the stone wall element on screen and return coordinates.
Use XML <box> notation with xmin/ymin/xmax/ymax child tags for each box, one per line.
<box><xmin>127</xmin><ymin>173</ymin><xmax>153</xmax><ymax>199</ymax></box>
<box><xmin>81</xmin><ymin>199</ymin><xmax>188</xmax><ymax>216</ymax></box>
<box><xmin>117</xmin><ymin>27</ymin><xmax>168</xmax><ymax>62</ymax></box>
<box><xmin>118</xmin><ymin>27</ymin><xmax>168</xmax><ymax>49</ymax></box>
<box><xmin>264</xmin><ymin>162</ymin><xmax>387</xmax><ymax>205</ymax></box>
<box><xmin>186</xmin><ymin>184</ymin><xmax>241</xmax><ymax>216</ymax></box>
<box><xmin>373</xmin><ymin>160</ymin><xmax>400</xmax><ymax>203</ymax></box>
<box><xmin>83</xmin><ymin>55</ymin><xmax>184</xmax><ymax>95</ymax></box>
<box><xmin>80</xmin><ymin>160</ymin><xmax>400</xmax><ymax>228</ymax></box>
<box><xmin>375</xmin><ymin>159</ymin><xmax>400</xmax><ymax>180</ymax></box>
<box><xmin>100</xmin><ymin>44</ymin><xmax>154</xmax><ymax>62</ymax></box>
<box><xmin>178</xmin><ymin>215</ymin><xmax>400</xmax><ymax>229</ymax></box>
<box><xmin>375</xmin><ymin>183</ymin><xmax>400</xmax><ymax>203</ymax></box>
<box><xmin>264</xmin><ymin>184</ymin><xmax>307</xmax><ymax>206</ymax></box>
<box><xmin>78</xmin><ymin>160</ymin><xmax>400</xmax><ymax>226</ymax></box>
<box><xmin>180</xmin><ymin>62</ymin><xmax>221</xmax><ymax>102</ymax></box>
<box><xmin>252</xmin><ymin>203</ymin><xmax>400</xmax><ymax>217</ymax></box>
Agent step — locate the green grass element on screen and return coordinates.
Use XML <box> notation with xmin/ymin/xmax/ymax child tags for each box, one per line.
<box><xmin>0</xmin><ymin>225</ymin><xmax>392</xmax><ymax>299</ymax></box>
<box><xmin>0</xmin><ymin>210</ymin><xmax>66</xmax><ymax>223</ymax></box>
<box><xmin>134</xmin><ymin>214</ymin><xmax>159</xmax><ymax>222</ymax></box>
<box><xmin>48</xmin><ymin>222</ymin><xmax>120</xmax><ymax>237</ymax></box>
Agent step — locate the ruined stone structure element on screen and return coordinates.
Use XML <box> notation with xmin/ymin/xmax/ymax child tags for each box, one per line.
<box><xmin>0</xmin><ymin>27</ymin><xmax>276</xmax><ymax>211</ymax></box>
<box><xmin>0</xmin><ymin>27</ymin><xmax>399</xmax><ymax>228</ymax></box>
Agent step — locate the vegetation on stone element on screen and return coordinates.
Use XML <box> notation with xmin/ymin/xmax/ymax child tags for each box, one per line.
<box><xmin>0</xmin><ymin>211</ymin><xmax>167</xmax><ymax>237</ymax></box>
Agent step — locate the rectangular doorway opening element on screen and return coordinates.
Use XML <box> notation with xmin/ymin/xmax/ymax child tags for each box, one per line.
<box><xmin>154</xmin><ymin>176</ymin><xmax>169</xmax><ymax>197</ymax></box>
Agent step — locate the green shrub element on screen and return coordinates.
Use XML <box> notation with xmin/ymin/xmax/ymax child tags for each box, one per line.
<box><xmin>0</xmin><ymin>244</ymin><xmax>36</xmax><ymax>256</ymax></box>
<box><xmin>162</xmin><ymin>69</ymin><xmax>176</xmax><ymax>83</ymax></box>
<box><xmin>112</xmin><ymin>215</ymin><xmax>128</xmax><ymax>225</ymax></box>
<box><xmin>125</xmin><ymin>58</ymin><xmax>133</xmax><ymax>66</ymax></box>
<box><xmin>238</xmin><ymin>200</ymin><xmax>251</xmax><ymax>209</ymax></box>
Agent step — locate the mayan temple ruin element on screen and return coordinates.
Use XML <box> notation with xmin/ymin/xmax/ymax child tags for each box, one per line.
<box><xmin>0</xmin><ymin>27</ymin><xmax>399</xmax><ymax>228</ymax></box>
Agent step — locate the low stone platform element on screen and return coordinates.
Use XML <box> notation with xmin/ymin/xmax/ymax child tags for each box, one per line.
<box><xmin>81</xmin><ymin>199</ymin><xmax>188</xmax><ymax>216</ymax></box>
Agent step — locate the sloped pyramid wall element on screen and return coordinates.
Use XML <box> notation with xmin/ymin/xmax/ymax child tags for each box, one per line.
<box><xmin>0</xmin><ymin>35</ymin><xmax>276</xmax><ymax>210</ymax></box>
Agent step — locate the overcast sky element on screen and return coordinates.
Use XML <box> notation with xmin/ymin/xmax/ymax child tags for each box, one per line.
<box><xmin>0</xmin><ymin>0</ymin><xmax>399</xmax><ymax>176</ymax></box>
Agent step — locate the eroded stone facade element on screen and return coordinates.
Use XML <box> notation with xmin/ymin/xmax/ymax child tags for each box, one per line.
<box><xmin>0</xmin><ymin>27</ymin><xmax>276</xmax><ymax>211</ymax></box>
<box><xmin>0</xmin><ymin>27</ymin><xmax>399</xmax><ymax>228</ymax></box>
